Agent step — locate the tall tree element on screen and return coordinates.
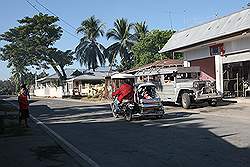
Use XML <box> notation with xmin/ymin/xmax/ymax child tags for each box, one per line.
<box><xmin>133</xmin><ymin>21</ymin><xmax>149</xmax><ymax>41</ymax></box>
<box><xmin>75</xmin><ymin>16</ymin><xmax>105</xmax><ymax>71</ymax></box>
<box><xmin>105</xmin><ymin>18</ymin><xmax>134</xmax><ymax>71</ymax></box>
<box><xmin>132</xmin><ymin>30</ymin><xmax>182</xmax><ymax>67</ymax></box>
<box><xmin>0</xmin><ymin>13</ymin><xmax>72</xmax><ymax>86</ymax></box>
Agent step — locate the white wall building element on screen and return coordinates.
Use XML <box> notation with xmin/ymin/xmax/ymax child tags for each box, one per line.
<box><xmin>160</xmin><ymin>8</ymin><xmax>250</xmax><ymax>97</ymax></box>
<box><xmin>34</xmin><ymin>68</ymin><xmax>111</xmax><ymax>98</ymax></box>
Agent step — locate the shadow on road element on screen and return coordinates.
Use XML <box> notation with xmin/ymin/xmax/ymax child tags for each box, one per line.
<box><xmin>162</xmin><ymin>100</ymin><xmax>236</xmax><ymax>110</ymax></box>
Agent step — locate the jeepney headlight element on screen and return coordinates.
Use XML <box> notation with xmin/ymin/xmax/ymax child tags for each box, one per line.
<box><xmin>193</xmin><ymin>82</ymin><xmax>199</xmax><ymax>89</ymax></box>
<box><xmin>206</xmin><ymin>81</ymin><xmax>211</xmax><ymax>87</ymax></box>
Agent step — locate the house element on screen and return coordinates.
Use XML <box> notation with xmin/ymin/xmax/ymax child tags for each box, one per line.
<box><xmin>160</xmin><ymin>8</ymin><xmax>250</xmax><ymax>97</ymax></box>
<box><xmin>65</xmin><ymin>70</ymin><xmax>109</xmax><ymax>97</ymax></box>
<box><xmin>34</xmin><ymin>68</ymin><xmax>112</xmax><ymax>98</ymax></box>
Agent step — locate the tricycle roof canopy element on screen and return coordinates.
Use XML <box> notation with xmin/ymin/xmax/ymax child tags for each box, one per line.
<box><xmin>111</xmin><ymin>73</ymin><xmax>135</xmax><ymax>79</ymax></box>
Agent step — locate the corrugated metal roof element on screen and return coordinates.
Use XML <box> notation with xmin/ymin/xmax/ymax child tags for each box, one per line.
<box><xmin>126</xmin><ymin>59</ymin><xmax>183</xmax><ymax>73</ymax></box>
<box><xmin>160</xmin><ymin>8</ymin><xmax>250</xmax><ymax>53</ymax></box>
<box><xmin>71</xmin><ymin>71</ymin><xmax>107</xmax><ymax>81</ymax></box>
<box><xmin>135</xmin><ymin>66</ymin><xmax>200</xmax><ymax>76</ymax></box>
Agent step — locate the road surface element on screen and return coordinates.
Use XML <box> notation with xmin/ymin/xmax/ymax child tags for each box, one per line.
<box><xmin>3</xmin><ymin>96</ymin><xmax>250</xmax><ymax>167</ymax></box>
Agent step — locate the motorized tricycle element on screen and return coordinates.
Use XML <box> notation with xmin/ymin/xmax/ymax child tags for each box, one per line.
<box><xmin>110</xmin><ymin>73</ymin><xmax>165</xmax><ymax>121</ymax></box>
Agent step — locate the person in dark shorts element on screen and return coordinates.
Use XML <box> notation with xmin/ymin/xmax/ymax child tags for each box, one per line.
<box><xmin>18</xmin><ymin>87</ymin><xmax>30</xmax><ymax>128</ymax></box>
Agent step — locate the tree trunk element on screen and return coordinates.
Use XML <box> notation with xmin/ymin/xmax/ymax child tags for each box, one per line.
<box><xmin>59</xmin><ymin>65</ymin><xmax>67</xmax><ymax>80</ymax></box>
<box><xmin>103</xmin><ymin>53</ymin><xmax>116</xmax><ymax>99</ymax></box>
<box><xmin>58</xmin><ymin>65</ymin><xmax>67</xmax><ymax>97</ymax></box>
<box><xmin>51</xmin><ymin>65</ymin><xmax>64</xmax><ymax>85</ymax></box>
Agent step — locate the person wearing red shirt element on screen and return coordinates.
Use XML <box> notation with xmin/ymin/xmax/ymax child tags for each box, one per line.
<box><xmin>112</xmin><ymin>80</ymin><xmax>134</xmax><ymax>113</ymax></box>
<box><xmin>18</xmin><ymin>88</ymin><xmax>30</xmax><ymax>128</ymax></box>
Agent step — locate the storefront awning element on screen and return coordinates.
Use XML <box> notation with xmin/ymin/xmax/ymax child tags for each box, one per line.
<box><xmin>222</xmin><ymin>50</ymin><xmax>250</xmax><ymax>64</ymax></box>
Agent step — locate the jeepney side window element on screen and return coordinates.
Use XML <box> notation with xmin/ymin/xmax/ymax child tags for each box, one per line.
<box><xmin>164</xmin><ymin>74</ymin><xmax>174</xmax><ymax>83</ymax></box>
<box><xmin>176</xmin><ymin>73</ymin><xmax>185</xmax><ymax>79</ymax></box>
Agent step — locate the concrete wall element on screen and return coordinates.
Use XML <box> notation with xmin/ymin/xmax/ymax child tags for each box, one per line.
<box><xmin>34</xmin><ymin>86</ymin><xmax>63</xmax><ymax>98</ymax></box>
<box><xmin>184</xmin><ymin>47</ymin><xmax>210</xmax><ymax>61</ymax></box>
<box><xmin>224</xmin><ymin>36</ymin><xmax>250</xmax><ymax>53</ymax></box>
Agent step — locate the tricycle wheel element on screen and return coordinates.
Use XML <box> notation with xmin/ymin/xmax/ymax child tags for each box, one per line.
<box><xmin>125</xmin><ymin>108</ymin><xmax>132</xmax><ymax>121</ymax></box>
<box><xmin>111</xmin><ymin>103</ymin><xmax>119</xmax><ymax>118</ymax></box>
<box><xmin>208</xmin><ymin>100</ymin><xmax>217</xmax><ymax>107</ymax></box>
<box><xmin>159</xmin><ymin>114</ymin><xmax>165</xmax><ymax>119</ymax></box>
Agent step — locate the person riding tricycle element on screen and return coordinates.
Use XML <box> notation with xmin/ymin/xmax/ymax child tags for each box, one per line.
<box><xmin>111</xmin><ymin>73</ymin><xmax>135</xmax><ymax>121</ymax></box>
<box><xmin>110</xmin><ymin>73</ymin><xmax>165</xmax><ymax>121</ymax></box>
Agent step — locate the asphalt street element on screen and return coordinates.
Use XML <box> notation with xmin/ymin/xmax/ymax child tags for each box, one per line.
<box><xmin>3</xmin><ymin>96</ymin><xmax>250</xmax><ymax>167</ymax></box>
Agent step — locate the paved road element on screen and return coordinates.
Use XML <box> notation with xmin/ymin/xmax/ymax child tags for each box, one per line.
<box><xmin>3</xmin><ymin>96</ymin><xmax>250</xmax><ymax>167</ymax></box>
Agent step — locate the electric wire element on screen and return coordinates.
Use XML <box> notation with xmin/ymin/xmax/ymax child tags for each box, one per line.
<box><xmin>24</xmin><ymin>0</ymin><xmax>80</xmax><ymax>40</ymax></box>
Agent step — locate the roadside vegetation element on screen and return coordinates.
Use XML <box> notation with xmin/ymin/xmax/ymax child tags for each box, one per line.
<box><xmin>0</xmin><ymin>100</ymin><xmax>28</xmax><ymax>136</ymax></box>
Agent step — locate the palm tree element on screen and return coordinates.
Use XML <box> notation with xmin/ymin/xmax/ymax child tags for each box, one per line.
<box><xmin>75</xmin><ymin>16</ymin><xmax>105</xmax><ymax>71</ymax></box>
<box><xmin>105</xmin><ymin>18</ymin><xmax>134</xmax><ymax>71</ymax></box>
<box><xmin>133</xmin><ymin>21</ymin><xmax>149</xmax><ymax>41</ymax></box>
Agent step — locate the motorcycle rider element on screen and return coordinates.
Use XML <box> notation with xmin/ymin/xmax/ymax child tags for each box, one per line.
<box><xmin>112</xmin><ymin>79</ymin><xmax>134</xmax><ymax>113</ymax></box>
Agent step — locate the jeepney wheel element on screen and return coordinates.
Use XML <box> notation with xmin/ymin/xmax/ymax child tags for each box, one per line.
<box><xmin>208</xmin><ymin>100</ymin><xmax>217</xmax><ymax>107</ymax></box>
<box><xmin>182</xmin><ymin>93</ymin><xmax>191</xmax><ymax>109</ymax></box>
<box><xmin>125</xmin><ymin>108</ymin><xmax>132</xmax><ymax>121</ymax></box>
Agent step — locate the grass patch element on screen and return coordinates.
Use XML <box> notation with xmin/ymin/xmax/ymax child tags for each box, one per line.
<box><xmin>0</xmin><ymin>100</ymin><xmax>30</xmax><ymax>137</ymax></box>
<box><xmin>0</xmin><ymin>100</ymin><xmax>17</xmax><ymax>113</ymax></box>
<box><xmin>80</xmin><ymin>97</ymin><xmax>111</xmax><ymax>103</ymax></box>
<box><xmin>0</xmin><ymin>119</ymin><xmax>31</xmax><ymax>137</ymax></box>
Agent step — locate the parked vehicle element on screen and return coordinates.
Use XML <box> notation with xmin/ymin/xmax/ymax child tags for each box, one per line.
<box><xmin>135</xmin><ymin>66</ymin><xmax>222</xmax><ymax>109</ymax></box>
<box><xmin>110</xmin><ymin>73</ymin><xmax>164</xmax><ymax>121</ymax></box>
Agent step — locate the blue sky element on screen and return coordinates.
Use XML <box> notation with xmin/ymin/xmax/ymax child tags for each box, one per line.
<box><xmin>0</xmin><ymin>0</ymin><xmax>249</xmax><ymax>80</ymax></box>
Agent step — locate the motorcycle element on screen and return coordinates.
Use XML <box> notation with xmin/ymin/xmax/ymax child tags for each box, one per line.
<box><xmin>111</xmin><ymin>98</ymin><xmax>134</xmax><ymax>121</ymax></box>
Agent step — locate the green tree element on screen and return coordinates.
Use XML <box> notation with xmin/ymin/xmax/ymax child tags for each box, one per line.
<box><xmin>133</xmin><ymin>21</ymin><xmax>149</xmax><ymax>41</ymax></box>
<box><xmin>0</xmin><ymin>13</ymin><xmax>72</xmax><ymax>86</ymax></box>
<box><xmin>132</xmin><ymin>30</ymin><xmax>182</xmax><ymax>67</ymax></box>
<box><xmin>75</xmin><ymin>16</ymin><xmax>105</xmax><ymax>71</ymax></box>
<box><xmin>105</xmin><ymin>18</ymin><xmax>134</xmax><ymax>71</ymax></box>
<box><xmin>0</xmin><ymin>80</ymin><xmax>16</xmax><ymax>95</ymax></box>
<box><xmin>10</xmin><ymin>65</ymin><xmax>28</xmax><ymax>91</ymax></box>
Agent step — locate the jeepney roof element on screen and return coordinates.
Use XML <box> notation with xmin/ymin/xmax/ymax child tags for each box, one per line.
<box><xmin>135</xmin><ymin>66</ymin><xmax>200</xmax><ymax>76</ymax></box>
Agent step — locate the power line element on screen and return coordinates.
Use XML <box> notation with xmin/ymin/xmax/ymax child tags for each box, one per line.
<box><xmin>35</xmin><ymin>0</ymin><xmax>77</xmax><ymax>31</ymax></box>
<box><xmin>24</xmin><ymin>0</ymin><xmax>80</xmax><ymax>40</ymax></box>
<box><xmin>25</xmin><ymin>0</ymin><xmax>40</xmax><ymax>13</ymax></box>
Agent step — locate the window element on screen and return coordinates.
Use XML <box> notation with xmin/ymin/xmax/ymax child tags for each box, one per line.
<box><xmin>209</xmin><ymin>44</ymin><xmax>225</xmax><ymax>56</ymax></box>
<box><xmin>164</xmin><ymin>74</ymin><xmax>174</xmax><ymax>83</ymax></box>
<box><xmin>68</xmin><ymin>83</ymin><xmax>73</xmax><ymax>89</ymax></box>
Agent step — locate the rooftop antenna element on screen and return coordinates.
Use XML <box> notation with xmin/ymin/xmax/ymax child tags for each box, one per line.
<box><xmin>168</xmin><ymin>11</ymin><xmax>173</xmax><ymax>30</ymax></box>
<box><xmin>215</xmin><ymin>12</ymin><xmax>219</xmax><ymax>18</ymax></box>
<box><xmin>183</xmin><ymin>10</ymin><xmax>187</xmax><ymax>27</ymax></box>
